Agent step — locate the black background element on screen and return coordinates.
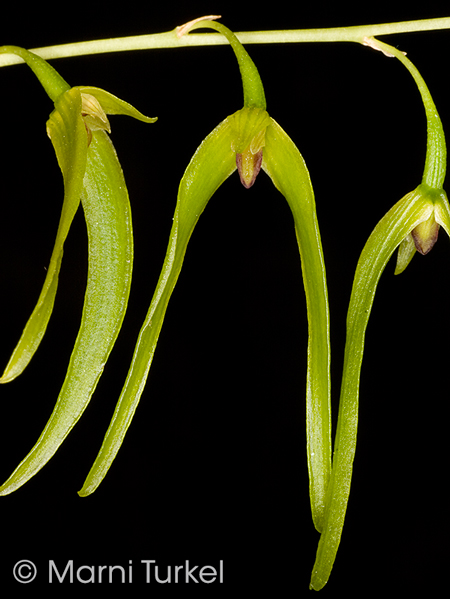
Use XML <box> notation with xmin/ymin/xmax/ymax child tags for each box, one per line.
<box><xmin>1</xmin><ymin>2</ymin><xmax>449</xmax><ymax>595</ymax></box>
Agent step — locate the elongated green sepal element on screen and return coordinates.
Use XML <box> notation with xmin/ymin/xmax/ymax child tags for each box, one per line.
<box><xmin>262</xmin><ymin>119</ymin><xmax>331</xmax><ymax>532</ymax></box>
<box><xmin>309</xmin><ymin>185</ymin><xmax>449</xmax><ymax>590</ymax></box>
<box><xmin>79</xmin><ymin>117</ymin><xmax>236</xmax><ymax>496</ymax></box>
<box><xmin>0</xmin><ymin>123</ymin><xmax>134</xmax><ymax>495</ymax></box>
<box><xmin>1</xmin><ymin>88</ymin><xmax>87</xmax><ymax>383</ymax></box>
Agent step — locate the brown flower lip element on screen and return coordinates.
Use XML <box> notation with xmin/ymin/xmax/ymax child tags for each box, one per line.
<box><xmin>411</xmin><ymin>213</ymin><xmax>440</xmax><ymax>254</ymax></box>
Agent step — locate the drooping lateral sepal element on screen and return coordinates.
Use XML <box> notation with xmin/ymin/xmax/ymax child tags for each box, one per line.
<box><xmin>1</xmin><ymin>88</ymin><xmax>87</xmax><ymax>383</ymax></box>
<box><xmin>79</xmin><ymin>116</ymin><xmax>237</xmax><ymax>496</ymax></box>
<box><xmin>0</xmin><ymin>125</ymin><xmax>135</xmax><ymax>496</ymax></box>
<box><xmin>309</xmin><ymin>184</ymin><xmax>450</xmax><ymax>590</ymax></box>
<box><xmin>262</xmin><ymin>118</ymin><xmax>331</xmax><ymax>533</ymax></box>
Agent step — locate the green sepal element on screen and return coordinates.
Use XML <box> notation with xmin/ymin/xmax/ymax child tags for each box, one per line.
<box><xmin>1</xmin><ymin>83</ymin><xmax>156</xmax><ymax>384</ymax></box>
<box><xmin>0</xmin><ymin>124</ymin><xmax>134</xmax><ymax>495</ymax></box>
<box><xmin>262</xmin><ymin>119</ymin><xmax>331</xmax><ymax>533</ymax></box>
<box><xmin>78</xmin><ymin>117</ymin><xmax>236</xmax><ymax>496</ymax></box>
<box><xmin>309</xmin><ymin>184</ymin><xmax>449</xmax><ymax>590</ymax></box>
<box><xmin>0</xmin><ymin>88</ymin><xmax>87</xmax><ymax>383</ymax></box>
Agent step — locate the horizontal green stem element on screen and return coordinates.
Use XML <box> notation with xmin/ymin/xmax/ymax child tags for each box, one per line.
<box><xmin>0</xmin><ymin>17</ymin><xmax>449</xmax><ymax>66</ymax></box>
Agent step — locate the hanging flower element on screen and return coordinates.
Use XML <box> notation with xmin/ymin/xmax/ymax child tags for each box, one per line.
<box><xmin>79</xmin><ymin>18</ymin><xmax>332</xmax><ymax>543</ymax></box>
<box><xmin>310</xmin><ymin>37</ymin><xmax>450</xmax><ymax>591</ymax></box>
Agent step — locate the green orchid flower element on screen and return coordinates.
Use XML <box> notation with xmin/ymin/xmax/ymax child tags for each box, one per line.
<box><xmin>79</xmin><ymin>16</ymin><xmax>332</xmax><ymax>537</ymax></box>
<box><xmin>309</xmin><ymin>37</ymin><xmax>449</xmax><ymax>591</ymax></box>
<box><xmin>0</xmin><ymin>46</ymin><xmax>156</xmax><ymax>495</ymax></box>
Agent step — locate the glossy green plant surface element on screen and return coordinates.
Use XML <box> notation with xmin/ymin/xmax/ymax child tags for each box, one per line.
<box><xmin>0</xmin><ymin>47</ymin><xmax>156</xmax><ymax>495</ymax></box>
<box><xmin>79</xmin><ymin>18</ymin><xmax>331</xmax><ymax>530</ymax></box>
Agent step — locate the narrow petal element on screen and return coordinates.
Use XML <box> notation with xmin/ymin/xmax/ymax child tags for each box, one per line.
<box><xmin>262</xmin><ymin>118</ymin><xmax>331</xmax><ymax>532</ymax></box>
<box><xmin>0</xmin><ymin>88</ymin><xmax>87</xmax><ymax>383</ymax></box>
<box><xmin>394</xmin><ymin>233</ymin><xmax>416</xmax><ymax>274</ymax></box>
